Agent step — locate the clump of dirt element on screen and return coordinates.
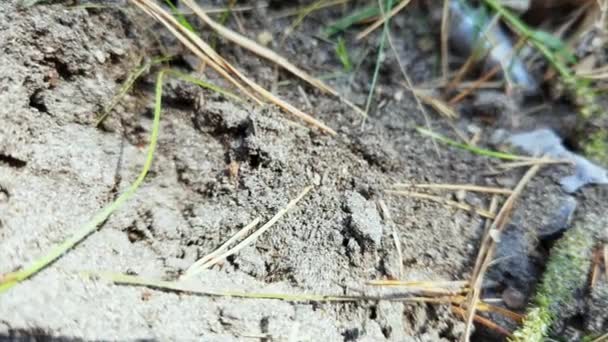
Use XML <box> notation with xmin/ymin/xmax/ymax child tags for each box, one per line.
<box><xmin>0</xmin><ymin>1</ymin><xmax>606</xmax><ymax>341</ymax></box>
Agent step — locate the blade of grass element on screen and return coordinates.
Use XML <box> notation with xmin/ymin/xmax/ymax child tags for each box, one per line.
<box><xmin>164</xmin><ymin>0</ymin><xmax>196</xmax><ymax>32</ymax></box>
<box><xmin>165</xmin><ymin>69</ymin><xmax>244</xmax><ymax>103</ymax></box>
<box><xmin>416</xmin><ymin>127</ymin><xmax>533</xmax><ymax>161</ymax></box>
<box><xmin>0</xmin><ymin>70</ymin><xmax>167</xmax><ymax>293</ymax></box>
<box><xmin>335</xmin><ymin>37</ymin><xmax>353</xmax><ymax>72</ymax></box>
<box><xmin>96</xmin><ymin>56</ymin><xmax>172</xmax><ymax>126</ymax></box>
<box><xmin>363</xmin><ymin>0</ymin><xmax>393</xmax><ymax>118</ymax></box>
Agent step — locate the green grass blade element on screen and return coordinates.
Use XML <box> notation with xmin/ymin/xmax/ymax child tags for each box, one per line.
<box><xmin>0</xmin><ymin>71</ymin><xmax>166</xmax><ymax>294</ymax></box>
<box><xmin>164</xmin><ymin>69</ymin><xmax>244</xmax><ymax>103</ymax></box>
<box><xmin>164</xmin><ymin>0</ymin><xmax>196</xmax><ymax>33</ymax></box>
<box><xmin>363</xmin><ymin>0</ymin><xmax>393</xmax><ymax>117</ymax></box>
<box><xmin>335</xmin><ymin>37</ymin><xmax>353</xmax><ymax>72</ymax></box>
<box><xmin>416</xmin><ymin>127</ymin><xmax>529</xmax><ymax>161</ymax></box>
<box><xmin>324</xmin><ymin>5</ymin><xmax>380</xmax><ymax>37</ymax></box>
<box><xmin>96</xmin><ymin>56</ymin><xmax>171</xmax><ymax>126</ymax></box>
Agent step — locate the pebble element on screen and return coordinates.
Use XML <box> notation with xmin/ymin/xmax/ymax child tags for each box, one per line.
<box><xmin>502</xmin><ymin>286</ymin><xmax>527</xmax><ymax>309</ymax></box>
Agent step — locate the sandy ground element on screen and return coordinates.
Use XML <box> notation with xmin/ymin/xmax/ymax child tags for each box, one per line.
<box><xmin>0</xmin><ymin>1</ymin><xmax>606</xmax><ymax>341</ymax></box>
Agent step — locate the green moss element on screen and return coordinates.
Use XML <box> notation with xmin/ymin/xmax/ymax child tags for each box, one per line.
<box><xmin>582</xmin><ymin>130</ymin><xmax>608</xmax><ymax>166</ymax></box>
<box><xmin>511</xmin><ymin>225</ymin><xmax>594</xmax><ymax>342</ymax></box>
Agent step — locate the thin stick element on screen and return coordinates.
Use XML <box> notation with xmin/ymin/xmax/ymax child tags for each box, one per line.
<box><xmin>182</xmin><ymin>217</ymin><xmax>261</xmax><ymax>278</ymax></box>
<box><xmin>186</xmin><ymin>186</ymin><xmax>313</xmax><ymax>277</ymax></box>
<box><xmin>385</xmin><ymin>190</ymin><xmax>496</xmax><ymax>219</ymax></box>
<box><xmin>355</xmin><ymin>0</ymin><xmax>412</xmax><ymax>40</ymax></box>
<box><xmin>462</xmin><ymin>164</ymin><xmax>542</xmax><ymax>341</ymax></box>
<box><xmin>392</xmin><ymin>183</ymin><xmax>513</xmax><ymax>195</ymax></box>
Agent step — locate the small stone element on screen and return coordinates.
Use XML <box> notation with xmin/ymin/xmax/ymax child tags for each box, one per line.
<box><xmin>538</xmin><ymin>196</ymin><xmax>577</xmax><ymax>241</ymax></box>
<box><xmin>257</xmin><ymin>31</ymin><xmax>273</xmax><ymax>46</ymax></box>
<box><xmin>0</xmin><ymin>188</ymin><xmax>8</xmax><ymax>204</ymax></box>
<box><xmin>394</xmin><ymin>90</ymin><xmax>404</xmax><ymax>102</ymax></box>
<box><xmin>455</xmin><ymin>189</ymin><xmax>466</xmax><ymax>202</ymax></box>
<box><xmin>93</xmin><ymin>49</ymin><xmax>106</xmax><ymax>64</ymax></box>
<box><xmin>489</xmin><ymin>128</ymin><xmax>509</xmax><ymax>146</ymax></box>
<box><xmin>466</xmin><ymin>124</ymin><xmax>481</xmax><ymax>135</ymax></box>
<box><xmin>343</xmin><ymin>191</ymin><xmax>384</xmax><ymax>248</ymax></box>
<box><xmin>417</xmin><ymin>36</ymin><xmax>435</xmax><ymax>52</ymax></box>
<box><xmin>489</xmin><ymin>229</ymin><xmax>501</xmax><ymax>242</ymax></box>
<box><xmin>502</xmin><ymin>286</ymin><xmax>526</xmax><ymax>309</ymax></box>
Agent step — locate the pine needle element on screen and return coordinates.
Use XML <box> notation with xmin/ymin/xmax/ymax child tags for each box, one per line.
<box><xmin>184</xmin><ymin>186</ymin><xmax>313</xmax><ymax>278</ymax></box>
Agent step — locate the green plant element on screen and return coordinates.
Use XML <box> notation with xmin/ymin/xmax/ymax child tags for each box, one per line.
<box><xmin>335</xmin><ymin>37</ymin><xmax>353</xmax><ymax>72</ymax></box>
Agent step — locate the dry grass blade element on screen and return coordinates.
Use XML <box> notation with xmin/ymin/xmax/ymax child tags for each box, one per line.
<box><xmin>377</xmin><ymin>199</ymin><xmax>404</xmax><ymax>279</ymax></box>
<box><xmin>604</xmin><ymin>244</ymin><xmax>608</xmax><ymax>281</ymax></box>
<box><xmin>133</xmin><ymin>0</ymin><xmax>337</xmax><ymax>135</ymax></box>
<box><xmin>440</xmin><ymin>0</ymin><xmax>450</xmax><ymax>80</ymax></box>
<box><xmin>132</xmin><ymin>0</ymin><xmax>261</xmax><ymax>104</ymax></box>
<box><xmin>385</xmin><ymin>25</ymin><xmax>439</xmax><ymax>155</ymax></box>
<box><xmin>392</xmin><ymin>183</ymin><xmax>513</xmax><ymax>195</ymax></box>
<box><xmin>385</xmin><ymin>190</ymin><xmax>496</xmax><ymax>219</ymax></box>
<box><xmin>495</xmin><ymin>158</ymin><xmax>573</xmax><ymax>170</ymax></box>
<box><xmin>461</xmin><ymin>163</ymin><xmax>542</xmax><ymax>342</ymax></box>
<box><xmin>476</xmin><ymin>301</ymin><xmax>524</xmax><ymax>322</ymax></box>
<box><xmin>180</xmin><ymin>0</ymin><xmax>365</xmax><ymax>118</ymax></box>
<box><xmin>355</xmin><ymin>0</ymin><xmax>412</xmax><ymax>40</ymax></box>
<box><xmin>182</xmin><ymin>217</ymin><xmax>261</xmax><ymax>279</ymax></box>
<box><xmin>185</xmin><ymin>186</ymin><xmax>313</xmax><ymax>278</ymax></box>
<box><xmin>412</xmin><ymin>88</ymin><xmax>458</xmax><ymax>119</ymax></box>
<box><xmin>591</xmin><ymin>247</ymin><xmax>602</xmax><ymax>288</ymax></box>
<box><xmin>592</xmin><ymin>332</ymin><xmax>608</xmax><ymax>342</ymax></box>
<box><xmin>452</xmin><ymin>306</ymin><xmax>512</xmax><ymax>337</ymax></box>
<box><xmin>368</xmin><ymin>280</ymin><xmax>468</xmax><ymax>288</ymax></box>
